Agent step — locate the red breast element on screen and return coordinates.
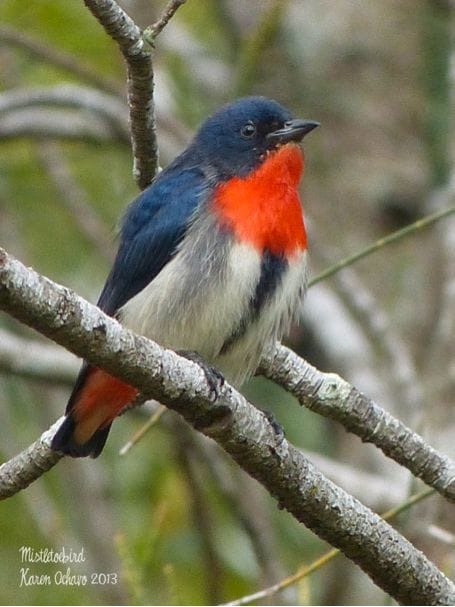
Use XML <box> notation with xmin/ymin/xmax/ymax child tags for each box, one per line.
<box><xmin>212</xmin><ymin>143</ymin><xmax>307</xmax><ymax>257</ymax></box>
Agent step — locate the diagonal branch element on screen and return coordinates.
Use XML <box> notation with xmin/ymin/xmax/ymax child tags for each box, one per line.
<box><xmin>0</xmin><ymin>418</ymin><xmax>64</xmax><ymax>499</ymax></box>
<box><xmin>260</xmin><ymin>344</ymin><xmax>455</xmax><ymax>503</ymax></box>
<box><xmin>1</xmin><ymin>247</ymin><xmax>455</xmax><ymax>605</ymax></box>
<box><xmin>83</xmin><ymin>0</ymin><xmax>158</xmax><ymax>189</ymax></box>
<box><xmin>144</xmin><ymin>0</ymin><xmax>188</xmax><ymax>42</ymax></box>
<box><xmin>225</xmin><ymin>488</ymin><xmax>437</xmax><ymax>607</ymax></box>
<box><xmin>309</xmin><ymin>205</ymin><xmax>455</xmax><ymax>287</ymax></box>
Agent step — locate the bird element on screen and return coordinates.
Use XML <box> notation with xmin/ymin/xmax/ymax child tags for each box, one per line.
<box><xmin>51</xmin><ymin>96</ymin><xmax>319</xmax><ymax>458</ymax></box>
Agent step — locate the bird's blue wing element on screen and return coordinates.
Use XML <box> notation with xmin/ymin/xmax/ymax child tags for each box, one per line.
<box><xmin>97</xmin><ymin>164</ymin><xmax>209</xmax><ymax>316</ymax></box>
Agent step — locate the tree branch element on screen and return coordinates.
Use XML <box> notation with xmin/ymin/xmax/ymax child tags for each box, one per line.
<box><xmin>144</xmin><ymin>0</ymin><xmax>188</xmax><ymax>42</ymax></box>
<box><xmin>83</xmin><ymin>0</ymin><xmax>157</xmax><ymax>189</ymax></box>
<box><xmin>0</xmin><ymin>84</ymin><xmax>130</xmax><ymax>140</ymax></box>
<box><xmin>0</xmin><ymin>107</ymin><xmax>123</xmax><ymax>143</ymax></box>
<box><xmin>0</xmin><ymin>328</ymin><xmax>77</xmax><ymax>385</ymax></box>
<box><xmin>0</xmin><ymin>418</ymin><xmax>64</xmax><ymax>499</ymax></box>
<box><xmin>259</xmin><ymin>344</ymin><xmax>455</xmax><ymax>503</ymax></box>
<box><xmin>1</xmin><ymin>247</ymin><xmax>455</xmax><ymax>604</ymax></box>
<box><xmin>226</xmin><ymin>488</ymin><xmax>437</xmax><ymax>607</ymax></box>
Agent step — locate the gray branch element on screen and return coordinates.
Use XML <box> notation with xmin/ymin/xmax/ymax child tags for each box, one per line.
<box><xmin>83</xmin><ymin>0</ymin><xmax>158</xmax><ymax>188</ymax></box>
<box><xmin>0</xmin><ymin>330</ymin><xmax>405</xmax><ymax>507</ymax></box>
<box><xmin>260</xmin><ymin>344</ymin><xmax>455</xmax><ymax>503</ymax></box>
<box><xmin>0</xmin><ymin>107</ymin><xmax>122</xmax><ymax>143</ymax></box>
<box><xmin>144</xmin><ymin>0</ymin><xmax>188</xmax><ymax>41</ymax></box>
<box><xmin>0</xmin><ymin>419</ymin><xmax>64</xmax><ymax>499</ymax></box>
<box><xmin>0</xmin><ymin>328</ymin><xmax>77</xmax><ymax>385</ymax></box>
<box><xmin>1</xmin><ymin>247</ymin><xmax>455</xmax><ymax>605</ymax></box>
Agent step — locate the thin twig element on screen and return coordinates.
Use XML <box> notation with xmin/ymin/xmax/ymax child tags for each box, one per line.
<box><xmin>144</xmin><ymin>0</ymin><xmax>188</xmax><ymax>43</ymax></box>
<box><xmin>309</xmin><ymin>205</ymin><xmax>455</xmax><ymax>287</ymax></box>
<box><xmin>119</xmin><ymin>404</ymin><xmax>166</xmax><ymax>455</ymax></box>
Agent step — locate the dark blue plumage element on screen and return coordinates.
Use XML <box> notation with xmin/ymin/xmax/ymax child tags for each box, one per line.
<box><xmin>194</xmin><ymin>97</ymin><xmax>293</xmax><ymax>179</ymax></box>
<box><xmin>98</xmin><ymin>164</ymin><xmax>209</xmax><ymax>315</ymax></box>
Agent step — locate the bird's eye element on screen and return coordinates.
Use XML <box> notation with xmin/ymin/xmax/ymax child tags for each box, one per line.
<box><xmin>240</xmin><ymin>122</ymin><xmax>257</xmax><ymax>138</ymax></box>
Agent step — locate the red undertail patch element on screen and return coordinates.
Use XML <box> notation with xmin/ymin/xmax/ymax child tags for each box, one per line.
<box><xmin>72</xmin><ymin>368</ymin><xmax>138</xmax><ymax>445</ymax></box>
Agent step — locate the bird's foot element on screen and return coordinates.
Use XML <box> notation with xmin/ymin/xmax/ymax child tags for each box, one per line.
<box><xmin>259</xmin><ymin>407</ymin><xmax>285</xmax><ymax>445</ymax></box>
<box><xmin>176</xmin><ymin>350</ymin><xmax>225</xmax><ymax>400</ymax></box>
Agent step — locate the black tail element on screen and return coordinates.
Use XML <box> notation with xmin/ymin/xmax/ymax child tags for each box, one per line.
<box><xmin>51</xmin><ymin>414</ymin><xmax>111</xmax><ymax>458</ymax></box>
<box><xmin>51</xmin><ymin>363</ymin><xmax>110</xmax><ymax>458</ymax></box>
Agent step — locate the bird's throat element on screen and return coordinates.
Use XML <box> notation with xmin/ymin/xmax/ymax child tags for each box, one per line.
<box><xmin>212</xmin><ymin>144</ymin><xmax>307</xmax><ymax>256</ymax></box>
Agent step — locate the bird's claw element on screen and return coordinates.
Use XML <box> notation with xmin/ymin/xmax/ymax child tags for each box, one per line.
<box><xmin>176</xmin><ymin>350</ymin><xmax>225</xmax><ymax>400</ymax></box>
<box><xmin>260</xmin><ymin>407</ymin><xmax>285</xmax><ymax>445</ymax></box>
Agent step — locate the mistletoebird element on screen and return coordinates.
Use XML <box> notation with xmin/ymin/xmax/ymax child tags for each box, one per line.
<box><xmin>52</xmin><ymin>96</ymin><xmax>319</xmax><ymax>457</ymax></box>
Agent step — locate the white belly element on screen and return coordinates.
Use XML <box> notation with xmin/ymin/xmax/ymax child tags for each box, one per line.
<box><xmin>216</xmin><ymin>249</ymin><xmax>307</xmax><ymax>384</ymax></box>
<box><xmin>120</xmin><ymin>240</ymin><xmax>261</xmax><ymax>359</ymax></box>
<box><xmin>120</xmin><ymin>216</ymin><xmax>307</xmax><ymax>386</ymax></box>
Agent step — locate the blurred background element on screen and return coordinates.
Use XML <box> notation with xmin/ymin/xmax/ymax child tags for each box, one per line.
<box><xmin>0</xmin><ymin>0</ymin><xmax>454</xmax><ymax>604</ymax></box>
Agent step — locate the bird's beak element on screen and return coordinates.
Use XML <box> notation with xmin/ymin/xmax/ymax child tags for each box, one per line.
<box><xmin>267</xmin><ymin>119</ymin><xmax>320</xmax><ymax>144</ymax></box>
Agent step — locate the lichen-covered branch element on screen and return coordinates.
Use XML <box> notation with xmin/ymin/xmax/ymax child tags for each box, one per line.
<box><xmin>260</xmin><ymin>344</ymin><xmax>455</xmax><ymax>503</ymax></box>
<box><xmin>1</xmin><ymin>247</ymin><xmax>455</xmax><ymax>605</ymax></box>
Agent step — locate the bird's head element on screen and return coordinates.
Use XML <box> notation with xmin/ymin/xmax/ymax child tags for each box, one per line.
<box><xmin>193</xmin><ymin>96</ymin><xmax>319</xmax><ymax>180</ymax></box>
